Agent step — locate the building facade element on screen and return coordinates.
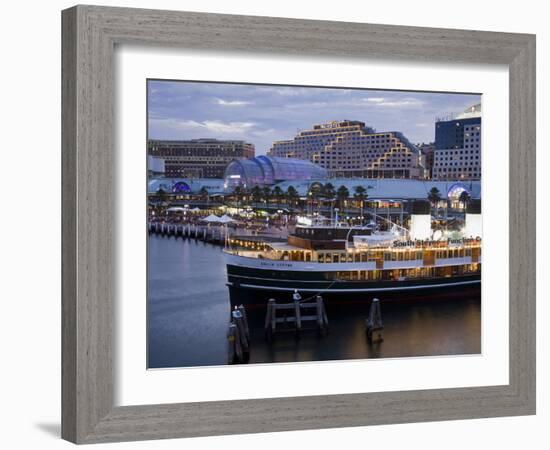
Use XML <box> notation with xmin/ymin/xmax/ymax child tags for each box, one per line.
<box><xmin>148</xmin><ymin>139</ymin><xmax>255</xmax><ymax>178</ymax></box>
<box><xmin>268</xmin><ymin>120</ymin><xmax>423</xmax><ymax>179</ymax></box>
<box><xmin>432</xmin><ymin>104</ymin><xmax>481</xmax><ymax>180</ymax></box>
<box><xmin>417</xmin><ymin>142</ymin><xmax>436</xmax><ymax>179</ymax></box>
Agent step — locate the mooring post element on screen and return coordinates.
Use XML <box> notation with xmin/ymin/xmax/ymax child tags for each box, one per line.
<box><xmin>315</xmin><ymin>295</ymin><xmax>329</xmax><ymax>335</ymax></box>
<box><xmin>234</xmin><ymin>326</ymin><xmax>243</xmax><ymax>362</ymax></box>
<box><xmin>265</xmin><ymin>299</ymin><xmax>276</xmax><ymax>342</ymax></box>
<box><xmin>294</xmin><ymin>299</ymin><xmax>302</xmax><ymax>333</ymax></box>
<box><xmin>227</xmin><ymin>322</ymin><xmax>237</xmax><ymax>364</ymax></box>
<box><xmin>322</xmin><ymin>301</ymin><xmax>329</xmax><ymax>329</ymax></box>
<box><xmin>237</xmin><ymin>305</ymin><xmax>249</xmax><ymax>340</ymax></box>
<box><xmin>366</xmin><ymin>298</ymin><xmax>384</xmax><ymax>343</ymax></box>
<box><xmin>315</xmin><ymin>295</ymin><xmax>323</xmax><ymax>329</ymax></box>
<box><xmin>232</xmin><ymin>308</ymin><xmax>249</xmax><ymax>357</ymax></box>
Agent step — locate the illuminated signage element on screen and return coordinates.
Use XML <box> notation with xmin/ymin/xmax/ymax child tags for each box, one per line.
<box><xmin>393</xmin><ymin>237</ymin><xmax>481</xmax><ymax>248</ymax></box>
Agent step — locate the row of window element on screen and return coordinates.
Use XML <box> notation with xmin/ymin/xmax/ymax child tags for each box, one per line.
<box><xmin>436</xmin><ymin>149</ymin><xmax>480</xmax><ymax>155</ymax></box>
<box><xmin>312</xmin><ymin>247</ymin><xmax>477</xmax><ymax>263</ymax></box>
<box><xmin>331</xmin><ymin>264</ymin><xmax>480</xmax><ymax>281</ymax></box>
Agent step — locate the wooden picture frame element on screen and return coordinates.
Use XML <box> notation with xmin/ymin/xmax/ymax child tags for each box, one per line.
<box><xmin>61</xmin><ymin>5</ymin><xmax>536</xmax><ymax>443</ymax></box>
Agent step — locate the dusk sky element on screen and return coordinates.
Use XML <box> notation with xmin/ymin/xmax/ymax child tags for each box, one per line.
<box><xmin>148</xmin><ymin>80</ymin><xmax>481</xmax><ymax>155</ymax></box>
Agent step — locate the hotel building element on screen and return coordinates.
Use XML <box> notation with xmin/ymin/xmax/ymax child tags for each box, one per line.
<box><xmin>417</xmin><ymin>142</ymin><xmax>436</xmax><ymax>179</ymax></box>
<box><xmin>268</xmin><ymin>120</ymin><xmax>423</xmax><ymax>179</ymax></box>
<box><xmin>432</xmin><ymin>104</ymin><xmax>481</xmax><ymax>180</ymax></box>
<box><xmin>148</xmin><ymin>138</ymin><xmax>255</xmax><ymax>178</ymax></box>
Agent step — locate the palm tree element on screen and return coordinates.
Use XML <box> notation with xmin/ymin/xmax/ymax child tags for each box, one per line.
<box><xmin>427</xmin><ymin>187</ymin><xmax>442</xmax><ymax>206</ymax></box>
<box><xmin>233</xmin><ymin>186</ymin><xmax>245</xmax><ymax>212</ymax></box>
<box><xmin>196</xmin><ymin>186</ymin><xmax>208</xmax><ymax>207</ymax></box>
<box><xmin>251</xmin><ymin>185</ymin><xmax>262</xmax><ymax>204</ymax></box>
<box><xmin>323</xmin><ymin>182</ymin><xmax>335</xmax><ymax>201</ymax></box>
<box><xmin>272</xmin><ymin>186</ymin><xmax>283</xmax><ymax>206</ymax></box>
<box><xmin>322</xmin><ymin>182</ymin><xmax>336</xmax><ymax>220</ymax></box>
<box><xmin>428</xmin><ymin>187</ymin><xmax>442</xmax><ymax>218</ymax></box>
<box><xmin>336</xmin><ymin>185</ymin><xmax>350</xmax><ymax>211</ymax></box>
<box><xmin>353</xmin><ymin>185</ymin><xmax>368</xmax><ymax>225</ymax></box>
<box><xmin>153</xmin><ymin>188</ymin><xmax>168</xmax><ymax>215</ymax></box>
<box><xmin>262</xmin><ymin>186</ymin><xmax>272</xmax><ymax>205</ymax></box>
<box><xmin>286</xmin><ymin>185</ymin><xmax>299</xmax><ymax>208</ymax></box>
<box><xmin>198</xmin><ymin>186</ymin><xmax>209</xmax><ymax>200</ymax></box>
<box><xmin>459</xmin><ymin>190</ymin><xmax>471</xmax><ymax>209</ymax></box>
<box><xmin>156</xmin><ymin>188</ymin><xmax>168</xmax><ymax>213</ymax></box>
<box><xmin>156</xmin><ymin>188</ymin><xmax>167</xmax><ymax>204</ymax></box>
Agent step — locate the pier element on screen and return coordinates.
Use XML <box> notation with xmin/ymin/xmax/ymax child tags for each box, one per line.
<box><xmin>264</xmin><ymin>296</ymin><xmax>329</xmax><ymax>342</ymax></box>
<box><xmin>148</xmin><ymin>221</ymin><xmax>230</xmax><ymax>245</ymax></box>
<box><xmin>228</xmin><ymin>295</ymin><xmax>387</xmax><ymax>363</ymax></box>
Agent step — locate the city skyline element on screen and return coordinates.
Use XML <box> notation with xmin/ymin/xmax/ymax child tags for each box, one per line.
<box><xmin>148</xmin><ymin>80</ymin><xmax>481</xmax><ymax>155</ymax></box>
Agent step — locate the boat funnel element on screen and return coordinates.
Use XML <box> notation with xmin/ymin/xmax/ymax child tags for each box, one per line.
<box><xmin>408</xmin><ymin>200</ymin><xmax>431</xmax><ymax>240</ymax></box>
<box><xmin>464</xmin><ymin>199</ymin><xmax>482</xmax><ymax>239</ymax></box>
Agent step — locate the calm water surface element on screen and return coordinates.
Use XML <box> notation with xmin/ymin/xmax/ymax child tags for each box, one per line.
<box><xmin>148</xmin><ymin>235</ymin><xmax>481</xmax><ymax>368</ymax></box>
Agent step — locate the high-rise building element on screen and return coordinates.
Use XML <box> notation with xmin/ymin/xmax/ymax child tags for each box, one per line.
<box><xmin>268</xmin><ymin>120</ymin><xmax>423</xmax><ymax>179</ymax></box>
<box><xmin>417</xmin><ymin>142</ymin><xmax>436</xmax><ymax>179</ymax></box>
<box><xmin>148</xmin><ymin>139</ymin><xmax>255</xmax><ymax>178</ymax></box>
<box><xmin>432</xmin><ymin>104</ymin><xmax>481</xmax><ymax>180</ymax></box>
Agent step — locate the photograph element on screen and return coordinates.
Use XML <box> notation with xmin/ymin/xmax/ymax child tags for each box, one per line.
<box><xmin>146</xmin><ymin>80</ymin><xmax>483</xmax><ymax>368</ymax></box>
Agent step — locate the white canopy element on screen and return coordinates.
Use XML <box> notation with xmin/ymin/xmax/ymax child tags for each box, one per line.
<box><xmin>166</xmin><ymin>207</ymin><xmax>186</xmax><ymax>213</ymax></box>
<box><xmin>202</xmin><ymin>214</ymin><xmax>221</xmax><ymax>223</ymax></box>
<box><xmin>218</xmin><ymin>214</ymin><xmax>235</xmax><ymax>223</ymax></box>
<box><xmin>190</xmin><ymin>207</ymin><xmax>201</xmax><ymax>212</ymax></box>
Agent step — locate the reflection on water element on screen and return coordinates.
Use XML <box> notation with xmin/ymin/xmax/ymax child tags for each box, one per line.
<box><xmin>148</xmin><ymin>236</ymin><xmax>481</xmax><ymax>368</ymax></box>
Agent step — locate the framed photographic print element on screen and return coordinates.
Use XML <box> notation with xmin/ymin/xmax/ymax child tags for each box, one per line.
<box><xmin>62</xmin><ymin>5</ymin><xmax>536</xmax><ymax>444</ymax></box>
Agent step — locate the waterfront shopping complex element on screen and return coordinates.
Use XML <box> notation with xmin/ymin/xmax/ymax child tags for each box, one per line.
<box><xmin>148</xmin><ymin>105</ymin><xmax>481</xmax><ymax>224</ymax></box>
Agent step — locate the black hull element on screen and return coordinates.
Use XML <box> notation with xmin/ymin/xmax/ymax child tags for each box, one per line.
<box><xmin>227</xmin><ymin>265</ymin><xmax>481</xmax><ymax>310</ymax></box>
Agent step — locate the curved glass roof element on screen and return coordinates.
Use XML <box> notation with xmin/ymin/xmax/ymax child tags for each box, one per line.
<box><xmin>224</xmin><ymin>156</ymin><xmax>328</xmax><ymax>189</ymax></box>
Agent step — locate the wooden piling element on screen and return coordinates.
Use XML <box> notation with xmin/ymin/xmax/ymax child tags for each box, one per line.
<box><xmin>366</xmin><ymin>298</ymin><xmax>384</xmax><ymax>343</ymax></box>
<box><xmin>227</xmin><ymin>323</ymin><xmax>237</xmax><ymax>364</ymax></box>
<box><xmin>294</xmin><ymin>299</ymin><xmax>302</xmax><ymax>336</ymax></box>
<box><xmin>228</xmin><ymin>306</ymin><xmax>250</xmax><ymax>364</ymax></box>
<box><xmin>237</xmin><ymin>305</ymin><xmax>249</xmax><ymax>340</ymax></box>
<box><xmin>316</xmin><ymin>295</ymin><xmax>329</xmax><ymax>336</ymax></box>
<box><xmin>264</xmin><ymin>296</ymin><xmax>328</xmax><ymax>340</ymax></box>
<box><xmin>265</xmin><ymin>299</ymin><xmax>276</xmax><ymax>343</ymax></box>
<box><xmin>232</xmin><ymin>310</ymin><xmax>249</xmax><ymax>353</ymax></box>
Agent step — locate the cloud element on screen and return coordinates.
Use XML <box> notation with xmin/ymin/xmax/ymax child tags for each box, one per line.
<box><xmin>365</xmin><ymin>97</ymin><xmax>385</xmax><ymax>103</ymax></box>
<box><xmin>150</xmin><ymin>118</ymin><xmax>256</xmax><ymax>135</ymax></box>
<box><xmin>363</xmin><ymin>97</ymin><xmax>424</xmax><ymax>107</ymax></box>
<box><xmin>284</xmin><ymin>101</ymin><xmax>329</xmax><ymax>109</ymax></box>
<box><xmin>215</xmin><ymin>98</ymin><xmax>252</xmax><ymax>106</ymax></box>
<box><xmin>254</xmin><ymin>86</ymin><xmax>320</xmax><ymax>97</ymax></box>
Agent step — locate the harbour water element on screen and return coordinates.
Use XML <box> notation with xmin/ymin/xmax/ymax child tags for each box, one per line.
<box><xmin>148</xmin><ymin>235</ymin><xmax>481</xmax><ymax>369</ymax></box>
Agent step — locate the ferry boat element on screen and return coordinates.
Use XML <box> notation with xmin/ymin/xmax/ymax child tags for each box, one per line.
<box><xmin>224</xmin><ymin>217</ymin><xmax>481</xmax><ymax>307</ymax></box>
